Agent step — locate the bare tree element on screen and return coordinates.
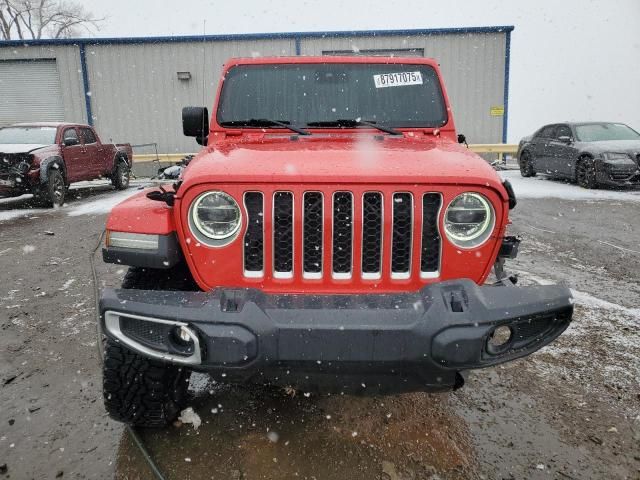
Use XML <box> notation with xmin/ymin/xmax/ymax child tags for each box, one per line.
<box><xmin>0</xmin><ymin>0</ymin><xmax>103</xmax><ymax>40</ymax></box>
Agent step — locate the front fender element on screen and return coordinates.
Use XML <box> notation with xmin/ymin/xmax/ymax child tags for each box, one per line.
<box><xmin>106</xmin><ymin>189</ymin><xmax>176</xmax><ymax>235</ymax></box>
<box><xmin>39</xmin><ymin>156</ymin><xmax>66</xmax><ymax>184</ymax></box>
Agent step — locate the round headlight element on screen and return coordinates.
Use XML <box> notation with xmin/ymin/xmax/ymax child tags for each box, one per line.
<box><xmin>444</xmin><ymin>192</ymin><xmax>495</xmax><ymax>248</ymax></box>
<box><xmin>190</xmin><ymin>191</ymin><xmax>241</xmax><ymax>242</ymax></box>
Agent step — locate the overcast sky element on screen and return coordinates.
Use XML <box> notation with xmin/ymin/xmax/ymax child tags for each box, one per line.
<box><xmin>82</xmin><ymin>0</ymin><xmax>640</xmax><ymax>142</ymax></box>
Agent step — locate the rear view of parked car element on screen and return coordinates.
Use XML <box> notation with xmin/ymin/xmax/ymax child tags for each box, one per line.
<box><xmin>517</xmin><ymin>122</ymin><xmax>640</xmax><ymax>189</ymax></box>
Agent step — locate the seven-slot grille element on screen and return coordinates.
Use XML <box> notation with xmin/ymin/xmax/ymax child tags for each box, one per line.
<box><xmin>243</xmin><ymin>191</ymin><xmax>442</xmax><ymax>280</ymax></box>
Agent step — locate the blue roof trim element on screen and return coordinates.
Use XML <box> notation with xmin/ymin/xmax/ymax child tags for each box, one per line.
<box><xmin>502</xmin><ymin>30</ymin><xmax>511</xmax><ymax>143</ymax></box>
<box><xmin>78</xmin><ymin>44</ymin><xmax>93</xmax><ymax>126</ymax></box>
<box><xmin>0</xmin><ymin>26</ymin><xmax>514</xmax><ymax>47</ymax></box>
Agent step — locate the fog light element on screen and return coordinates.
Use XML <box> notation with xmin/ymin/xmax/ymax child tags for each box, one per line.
<box><xmin>487</xmin><ymin>325</ymin><xmax>512</xmax><ymax>354</ymax></box>
<box><xmin>173</xmin><ymin>326</ymin><xmax>194</xmax><ymax>345</ymax></box>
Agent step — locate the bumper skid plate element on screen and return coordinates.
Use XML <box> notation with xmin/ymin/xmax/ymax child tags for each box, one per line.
<box><xmin>100</xmin><ymin>279</ymin><xmax>573</xmax><ymax>393</ymax></box>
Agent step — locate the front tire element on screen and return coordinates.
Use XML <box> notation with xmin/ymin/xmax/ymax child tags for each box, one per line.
<box><xmin>103</xmin><ymin>340</ymin><xmax>191</xmax><ymax>427</ymax></box>
<box><xmin>576</xmin><ymin>157</ymin><xmax>597</xmax><ymax>189</ymax></box>
<box><xmin>34</xmin><ymin>170</ymin><xmax>66</xmax><ymax>207</ymax></box>
<box><xmin>519</xmin><ymin>151</ymin><xmax>537</xmax><ymax>177</ymax></box>
<box><xmin>112</xmin><ymin>160</ymin><xmax>130</xmax><ymax>190</ymax></box>
<box><xmin>102</xmin><ymin>264</ymin><xmax>197</xmax><ymax>427</ymax></box>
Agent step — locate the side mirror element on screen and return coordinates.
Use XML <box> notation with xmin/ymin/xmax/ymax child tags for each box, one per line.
<box><xmin>558</xmin><ymin>135</ymin><xmax>572</xmax><ymax>144</ymax></box>
<box><xmin>457</xmin><ymin>133</ymin><xmax>467</xmax><ymax>145</ymax></box>
<box><xmin>182</xmin><ymin>106</ymin><xmax>209</xmax><ymax>139</ymax></box>
<box><xmin>64</xmin><ymin>137</ymin><xmax>79</xmax><ymax>147</ymax></box>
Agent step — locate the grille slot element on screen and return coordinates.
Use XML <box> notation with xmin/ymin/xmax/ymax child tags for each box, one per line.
<box><xmin>303</xmin><ymin>192</ymin><xmax>323</xmax><ymax>278</ymax></box>
<box><xmin>332</xmin><ymin>192</ymin><xmax>353</xmax><ymax>278</ymax></box>
<box><xmin>243</xmin><ymin>192</ymin><xmax>264</xmax><ymax>276</ymax></box>
<box><xmin>391</xmin><ymin>192</ymin><xmax>413</xmax><ymax>278</ymax></box>
<box><xmin>361</xmin><ymin>192</ymin><xmax>383</xmax><ymax>278</ymax></box>
<box><xmin>273</xmin><ymin>192</ymin><xmax>294</xmax><ymax>277</ymax></box>
<box><xmin>421</xmin><ymin>193</ymin><xmax>442</xmax><ymax>276</ymax></box>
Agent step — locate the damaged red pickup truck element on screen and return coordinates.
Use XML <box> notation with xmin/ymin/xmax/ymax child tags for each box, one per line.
<box><xmin>0</xmin><ymin>122</ymin><xmax>132</xmax><ymax>206</ymax></box>
<box><xmin>99</xmin><ymin>56</ymin><xmax>574</xmax><ymax>427</ymax></box>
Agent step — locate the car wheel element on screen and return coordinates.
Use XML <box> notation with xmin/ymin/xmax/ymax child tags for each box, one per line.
<box><xmin>519</xmin><ymin>151</ymin><xmax>536</xmax><ymax>177</ymax></box>
<box><xmin>576</xmin><ymin>157</ymin><xmax>597</xmax><ymax>189</ymax></box>
<box><xmin>112</xmin><ymin>160</ymin><xmax>130</xmax><ymax>190</ymax></box>
<box><xmin>102</xmin><ymin>340</ymin><xmax>191</xmax><ymax>427</ymax></box>
<box><xmin>34</xmin><ymin>170</ymin><xmax>66</xmax><ymax>208</ymax></box>
<box><xmin>101</xmin><ymin>265</ymin><xmax>198</xmax><ymax>427</ymax></box>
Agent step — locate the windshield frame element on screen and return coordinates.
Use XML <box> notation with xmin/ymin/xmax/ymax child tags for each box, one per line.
<box><xmin>213</xmin><ymin>57</ymin><xmax>451</xmax><ymax>133</ymax></box>
<box><xmin>0</xmin><ymin>126</ymin><xmax>58</xmax><ymax>145</ymax></box>
<box><xmin>574</xmin><ymin>122</ymin><xmax>640</xmax><ymax>142</ymax></box>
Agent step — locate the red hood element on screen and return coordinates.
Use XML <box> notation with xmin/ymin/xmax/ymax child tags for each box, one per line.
<box><xmin>179</xmin><ymin>135</ymin><xmax>507</xmax><ymax>199</ymax></box>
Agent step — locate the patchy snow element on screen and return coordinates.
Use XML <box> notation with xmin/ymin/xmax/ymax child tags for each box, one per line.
<box><xmin>178</xmin><ymin>407</ymin><xmax>202</xmax><ymax>430</ymax></box>
<box><xmin>59</xmin><ymin>278</ymin><xmax>76</xmax><ymax>291</ymax></box>
<box><xmin>0</xmin><ymin>207</ymin><xmax>50</xmax><ymax>222</ymax></box>
<box><xmin>516</xmin><ymin>269</ymin><xmax>639</xmax><ymax>405</ymax></box>
<box><xmin>66</xmin><ymin>189</ymin><xmax>140</xmax><ymax>217</ymax></box>
<box><xmin>500</xmin><ymin>170</ymin><xmax>640</xmax><ymax>202</ymax></box>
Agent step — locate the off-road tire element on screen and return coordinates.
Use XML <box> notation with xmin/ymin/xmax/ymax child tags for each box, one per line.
<box><xmin>576</xmin><ymin>156</ymin><xmax>597</xmax><ymax>189</ymax></box>
<box><xmin>103</xmin><ymin>340</ymin><xmax>191</xmax><ymax>427</ymax></box>
<box><xmin>33</xmin><ymin>169</ymin><xmax>66</xmax><ymax>207</ymax></box>
<box><xmin>112</xmin><ymin>159</ymin><xmax>130</xmax><ymax>190</ymax></box>
<box><xmin>102</xmin><ymin>264</ymin><xmax>198</xmax><ymax>426</ymax></box>
<box><xmin>519</xmin><ymin>151</ymin><xmax>536</xmax><ymax>177</ymax></box>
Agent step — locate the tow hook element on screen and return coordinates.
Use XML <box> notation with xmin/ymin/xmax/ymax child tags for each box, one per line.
<box><xmin>493</xmin><ymin>236</ymin><xmax>521</xmax><ymax>286</ymax></box>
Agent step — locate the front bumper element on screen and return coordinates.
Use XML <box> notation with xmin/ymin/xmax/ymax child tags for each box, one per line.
<box><xmin>597</xmin><ymin>162</ymin><xmax>640</xmax><ymax>187</ymax></box>
<box><xmin>99</xmin><ymin>279</ymin><xmax>573</xmax><ymax>393</ymax></box>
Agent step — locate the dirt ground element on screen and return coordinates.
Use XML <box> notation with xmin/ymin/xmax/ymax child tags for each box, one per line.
<box><xmin>0</xmin><ymin>177</ymin><xmax>638</xmax><ymax>479</ymax></box>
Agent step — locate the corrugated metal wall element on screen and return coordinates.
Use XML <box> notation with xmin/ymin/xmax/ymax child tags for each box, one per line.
<box><xmin>300</xmin><ymin>33</ymin><xmax>506</xmax><ymax>144</ymax></box>
<box><xmin>0</xmin><ymin>30</ymin><xmax>507</xmax><ymax>152</ymax></box>
<box><xmin>86</xmin><ymin>39</ymin><xmax>295</xmax><ymax>153</ymax></box>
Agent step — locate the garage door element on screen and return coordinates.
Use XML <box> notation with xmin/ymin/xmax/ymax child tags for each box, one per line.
<box><xmin>0</xmin><ymin>59</ymin><xmax>65</xmax><ymax>126</ymax></box>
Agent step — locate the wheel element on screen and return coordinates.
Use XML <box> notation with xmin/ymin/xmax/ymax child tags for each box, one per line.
<box><xmin>112</xmin><ymin>160</ymin><xmax>130</xmax><ymax>190</ymax></box>
<box><xmin>102</xmin><ymin>264</ymin><xmax>198</xmax><ymax>426</ymax></box>
<box><xmin>576</xmin><ymin>157</ymin><xmax>597</xmax><ymax>189</ymax></box>
<box><xmin>519</xmin><ymin>151</ymin><xmax>537</xmax><ymax>177</ymax></box>
<box><xmin>33</xmin><ymin>169</ymin><xmax>66</xmax><ymax>207</ymax></box>
<box><xmin>103</xmin><ymin>340</ymin><xmax>191</xmax><ymax>427</ymax></box>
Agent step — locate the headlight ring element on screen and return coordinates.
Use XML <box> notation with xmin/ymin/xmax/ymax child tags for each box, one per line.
<box><xmin>444</xmin><ymin>192</ymin><xmax>495</xmax><ymax>249</ymax></box>
<box><xmin>189</xmin><ymin>191</ymin><xmax>242</xmax><ymax>246</ymax></box>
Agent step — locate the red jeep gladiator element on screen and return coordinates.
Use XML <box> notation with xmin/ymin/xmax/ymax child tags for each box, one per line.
<box><xmin>99</xmin><ymin>57</ymin><xmax>574</xmax><ymax>427</ymax></box>
<box><xmin>0</xmin><ymin>122</ymin><xmax>132</xmax><ymax>206</ymax></box>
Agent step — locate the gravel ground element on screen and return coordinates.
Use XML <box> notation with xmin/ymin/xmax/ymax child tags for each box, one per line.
<box><xmin>0</xmin><ymin>177</ymin><xmax>638</xmax><ymax>479</ymax></box>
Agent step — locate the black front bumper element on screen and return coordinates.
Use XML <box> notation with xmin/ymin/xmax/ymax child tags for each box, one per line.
<box><xmin>99</xmin><ymin>280</ymin><xmax>573</xmax><ymax>393</ymax></box>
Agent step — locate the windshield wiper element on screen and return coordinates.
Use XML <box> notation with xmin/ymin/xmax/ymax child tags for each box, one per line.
<box><xmin>306</xmin><ymin>119</ymin><xmax>403</xmax><ymax>136</ymax></box>
<box><xmin>220</xmin><ymin>119</ymin><xmax>311</xmax><ymax>136</ymax></box>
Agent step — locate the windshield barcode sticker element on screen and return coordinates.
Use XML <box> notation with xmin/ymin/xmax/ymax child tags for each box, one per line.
<box><xmin>373</xmin><ymin>71</ymin><xmax>423</xmax><ymax>88</ymax></box>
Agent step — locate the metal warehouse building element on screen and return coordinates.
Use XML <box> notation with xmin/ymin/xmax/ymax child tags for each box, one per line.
<box><xmin>0</xmin><ymin>26</ymin><xmax>512</xmax><ymax>154</ymax></box>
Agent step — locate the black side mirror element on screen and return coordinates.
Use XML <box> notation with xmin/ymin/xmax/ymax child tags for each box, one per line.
<box><xmin>64</xmin><ymin>137</ymin><xmax>79</xmax><ymax>146</ymax></box>
<box><xmin>182</xmin><ymin>106</ymin><xmax>209</xmax><ymax>139</ymax></box>
<box><xmin>457</xmin><ymin>133</ymin><xmax>467</xmax><ymax>145</ymax></box>
<box><xmin>558</xmin><ymin>135</ymin><xmax>572</xmax><ymax>144</ymax></box>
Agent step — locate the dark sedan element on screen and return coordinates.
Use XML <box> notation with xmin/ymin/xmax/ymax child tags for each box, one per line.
<box><xmin>517</xmin><ymin>122</ymin><xmax>640</xmax><ymax>188</ymax></box>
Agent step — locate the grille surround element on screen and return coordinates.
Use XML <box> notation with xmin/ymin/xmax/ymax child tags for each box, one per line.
<box><xmin>180</xmin><ymin>184</ymin><xmax>504</xmax><ymax>293</ymax></box>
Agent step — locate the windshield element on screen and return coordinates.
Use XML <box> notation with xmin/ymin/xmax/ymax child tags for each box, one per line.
<box><xmin>0</xmin><ymin>126</ymin><xmax>57</xmax><ymax>144</ymax></box>
<box><xmin>217</xmin><ymin>63</ymin><xmax>447</xmax><ymax>128</ymax></box>
<box><xmin>574</xmin><ymin>123</ymin><xmax>640</xmax><ymax>142</ymax></box>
